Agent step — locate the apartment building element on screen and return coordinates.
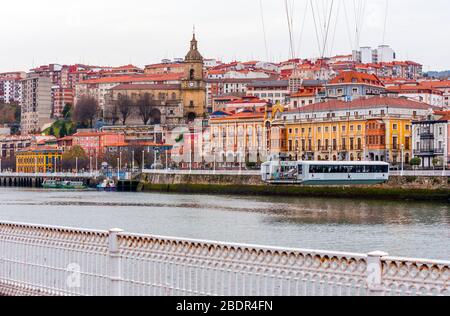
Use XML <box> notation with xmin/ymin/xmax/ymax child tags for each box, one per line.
<box><xmin>20</xmin><ymin>75</ymin><xmax>53</xmax><ymax>135</ymax></box>
<box><xmin>279</xmin><ymin>97</ymin><xmax>436</xmax><ymax>164</ymax></box>
<box><xmin>247</xmin><ymin>80</ymin><xmax>290</xmax><ymax>105</ymax></box>
<box><xmin>412</xmin><ymin>111</ymin><xmax>450</xmax><ymax>168</ymax></box>
<box><xmin>326</xmin><ymin>71</ymin><xmax>386</xmax><ymax>101</ymax></box>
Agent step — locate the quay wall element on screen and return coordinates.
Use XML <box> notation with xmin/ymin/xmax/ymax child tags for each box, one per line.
<box><xmin>139</xmin><ymin>173</ymin><xmax>450</xmax><ymax>201</ymax></box>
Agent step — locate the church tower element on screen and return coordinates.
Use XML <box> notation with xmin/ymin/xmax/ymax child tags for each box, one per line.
<box><xmin>181</xmin><ymin>32</ymin><xmax>206</xmax><ymax>122</ymax></box>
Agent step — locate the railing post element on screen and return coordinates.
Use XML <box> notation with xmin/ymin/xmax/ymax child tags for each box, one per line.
<box><xmin>366</xmin><ymin>251</ymin><xmax>388</xmax><ymax>296</ymax></box>
<box><xmin>108</xmin><ymin>228</ymin><xmax>124</xmax><ymax>296</ymax></box>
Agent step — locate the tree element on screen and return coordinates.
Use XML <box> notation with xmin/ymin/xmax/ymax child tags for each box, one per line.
<box><xmin>117</xmin><ymin>94</ymin><xmax>133</xmax><ymax>125</ymax></box>
<box><xmin>137</xmin><ymin>93</ymin><xmax>154</xmax><ymax>125</ymax></box>
<box><xmin>62</xmin><ymin>103</ymin><xmax>73</xmax><ymax>120</ymax></box>
<box><xmin>62</xmin><ymin>145</ymin><xmax>89</xmax><ymax>171</ymax></box>
<box><xmin>59</xmin><ymin>124</ymin><xmax>68</xmax><ymax>138</ymax></box>
<box><xmin>432</xmin><ymin>157</ymin><xmax>441</xmax><ymax>169</ymax></box>
<box><xmin>74</xmin><ymin>96</ymin><xmax>99</xmax><ymax>128</ymax></box>
<box><xmin>410</xmin><ymin>157</ymin><xmax>422</xmax><ymax>169</ymax></box>
<box><xmin>48</xmin><ymin>126</ymin><xmax>55</xmax><ymax>137</ymax></box>
<box><xmin>0</xmin><ymin>103</ymin><xmax>17</xmax><ymax>124</ymax></box>
<box><xmin>105</xmin><ymin>103</ymin><xmax>120</xmax><ymax>126</ymax></box>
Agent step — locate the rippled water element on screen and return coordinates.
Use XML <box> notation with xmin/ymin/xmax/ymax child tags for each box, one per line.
<box><xmin>0</xmin><ymin>187</ymin><xmax>449</xmax><ymax>260</ymax></box>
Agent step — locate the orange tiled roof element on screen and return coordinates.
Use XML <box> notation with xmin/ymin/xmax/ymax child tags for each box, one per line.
<box><xmin>73</xmin><ymin>132</ymin><xmax>121</xmax><ymax>137</ymax></box>
<box><xmin>386</xmin><ymin>84</ymin><xmax>443</xmax><ymax>95</ymax></box>
<box><xmin>79</xmin><ymin>73</ymin><xmax>183</xmax><ymax>85</ymax></box>
<box><xmin>285</xmin><ymin>96</ymin><xmax>437</xmax><ymax>114</ymax></box>
<box><xmin>329</xmin><ymin>71</ymin><xmax>384</xmax><ymax>87</ymax></box>
<box><xmin>210</xmin><ymin>111</ymin><xmax>265</xmax><ymax>121</ymax></box>
<box><xmin>420</xmin><ymin>81</ymin><xmax>450</xmax><ymax>89</ymax></box>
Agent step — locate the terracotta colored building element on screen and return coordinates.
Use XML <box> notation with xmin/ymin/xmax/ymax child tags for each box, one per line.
<box><xmin>72</xmin><ymin>132</ymin><xmax>125</xmax><ymax>158</ymax></box>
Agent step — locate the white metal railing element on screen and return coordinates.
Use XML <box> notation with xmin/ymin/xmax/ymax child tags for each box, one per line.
<box><xmin>390</xmin><ymin>170</ymin><xmax>450</xmax><ymax>177</ymax></box>
<box><xmin>0</xmin><ymin>172</ymin><xmax>100</xmax><ymax>178</ymax></box>
<box><xmin>143</xmin><ymin>169</ymin><xmax>450</xmax><ymax>177</ymax></box>
<box><xmin>142</xmin><ymin>169</ymin><xmax>261</xmax><ymax>176</ymax></box>
<box><xmin>0</xmin><ymin>221</ymin><xmax>448</xmax><ymax>296</ymax></box>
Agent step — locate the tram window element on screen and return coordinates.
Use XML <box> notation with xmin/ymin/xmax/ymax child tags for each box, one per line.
<box><xmin>298</xmin><ymin>165</ymin><xmax>303</xmax><ymax>175</ymax></box>
<box><xmin>309</xmin><ymin>164</ymin><xmax>387</xmax><ymax>174</ymax></box>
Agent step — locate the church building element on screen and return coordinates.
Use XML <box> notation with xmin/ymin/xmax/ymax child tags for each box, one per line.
<box><xmin>105</xmin><ymin>34</ymin><xmax>207</xmax><ymax>127</ymax></box>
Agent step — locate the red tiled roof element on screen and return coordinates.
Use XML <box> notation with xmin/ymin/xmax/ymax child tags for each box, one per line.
<box><xmin>285</xmin><ymin>97</ymin><xmax>437</xmax><ymax>114</ymax></box>
<box><xmin>73</xmin><ymin>132</ymin><xmax>121</xmax><ymax>137</ymax></box>
<box><xmin>57</xmin><ymin>136</ymin><xmax>73</xmax><ymax>141</ymax></box>
<box><xmin>329</xmin><ymin>71</ymin><xmax>384</xmax><ymax>87</ymax></box>
<box><xmin>79</xmin><ymin>73</ymin><xmax>183</xmax><ymax>84</ymax></box>
<box><xmin>144</xmin><ymin>63</ymin><xmax>184</xmax><ymax>69</ymax></box>
<box><xmin>110</xmin><ymin>84</ymin><xmax>181</xmax><ymax>91</ymax></box>
<box><xmin>420</xmin><ymin>81</ymin><xmax>450</xmax><ymax>89</ymax></box>
<box><xmin>210</xmin><ymin>111</ymin><xmax>265</xmax><ymax>121</ymax></box>
<box><xmin>386</xmin><ymin>84</ymin><xmax>443</xmax><ymax>95</ymax></box>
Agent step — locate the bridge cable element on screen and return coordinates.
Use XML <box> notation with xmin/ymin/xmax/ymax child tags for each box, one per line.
<box><xmin>259</xmin><ymin>0</ymin><xmax>270</xmax><ymax>61</ymax></box>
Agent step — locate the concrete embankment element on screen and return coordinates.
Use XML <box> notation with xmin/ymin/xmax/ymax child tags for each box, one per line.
<box><xmin>138</xmin><ymin>173</ymin><xmax>450</xmax><ymax>202</ymax></box>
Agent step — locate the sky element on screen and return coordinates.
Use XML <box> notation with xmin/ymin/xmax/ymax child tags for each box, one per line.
<box><xmin>0</xmin><ymin>0</ymin><xmax>449</xmax><ymax>73</ymax></box>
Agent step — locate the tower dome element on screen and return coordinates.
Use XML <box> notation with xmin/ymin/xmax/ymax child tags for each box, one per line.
<box><xmin>185</xmin><ymin>33</ymin><xmax>203</xmax><ymax>62</ymax></box>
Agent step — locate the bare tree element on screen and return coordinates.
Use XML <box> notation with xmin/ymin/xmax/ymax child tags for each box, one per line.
<box><xmin>74</xmin><ymin>96</ymin><xmax>99</xmax><ymax>128</ymax></box>
<box><xmin>105</xmin><ymin>103</ymin><xmax>120</xmax><ymax>126</ymax></box>
<box><xmin>117</xmin><ymin>94</ymin><xmax>133</xmax><ymax>126</ymax></box>
<box><xmin>137</xmin><ymin>93</ymin><xmax>155</xmax><ymax>125</ymax></box>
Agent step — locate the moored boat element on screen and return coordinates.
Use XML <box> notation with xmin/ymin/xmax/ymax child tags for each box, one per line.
<box><xmin>97</xmin><ymin>179</ymin><xmax>117</xmax><ymax>192</ymax></box>
<box><xmin>42</xmin><ymin>180</ymin><xmax>87</xmax><ymax>190</ymax></box>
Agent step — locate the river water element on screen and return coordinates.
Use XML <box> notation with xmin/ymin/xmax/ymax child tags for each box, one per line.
<box><xmin>0</xmin><ymin>187</ymin><xmax>448</xmax><ymax>260</ymax></box>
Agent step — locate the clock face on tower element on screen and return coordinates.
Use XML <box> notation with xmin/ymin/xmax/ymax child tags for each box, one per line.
<box><xmin>189</xmin><ymin>82</ymin><xmax>195</xmax><ymax>88</ymax></box>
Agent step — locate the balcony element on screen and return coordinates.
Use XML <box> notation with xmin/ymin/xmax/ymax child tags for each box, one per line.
<box><xmin>420</xmin><ymin>132</ymin><xmax>435</xmax><ymax>140</ymax></box>
<box><xmin>414</xmin><ymin>148</ymin><xmax>444</xmax><ymax>156</ymax></box>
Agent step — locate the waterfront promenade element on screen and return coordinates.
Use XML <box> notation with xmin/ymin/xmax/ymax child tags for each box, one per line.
<box><xmin>0</xmin><ymin>221</ymin><xmax>448</xmax><ymax>296</ymax></box>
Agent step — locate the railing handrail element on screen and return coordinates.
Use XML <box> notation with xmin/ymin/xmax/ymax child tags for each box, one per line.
<box><xmin>120</xmin><ymin>231</ymin><xmax>368</xmax><ymax>260</ymax></box>
<box><xmin>1</xmin><ymin>220</ymin><xmax>448</xmax><ymax>296</ymax></box>
<box><xmin>0</xmin><ymin>172</ymin><xmax>100</xmax><ymax>178</ymax></box>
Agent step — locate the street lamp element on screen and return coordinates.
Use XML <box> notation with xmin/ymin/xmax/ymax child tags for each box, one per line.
<box><xmin>165</xmin><ymin>149</ymin><xmax>169</xmax><ymax>171</ymax></box>
<box><xmin>131</xmin><ymin>150</ymin><xmax>135</xmax><ymax>172</ymax></box>
<box><xmin>117</xmin><ymin>158</ymin><xmax>120</xmax><ymax>179</ymax></box>
<box><xmin>401</xmin><ymin>144</ymin><xmax>405</xmax><ymax>175</ymax></box>
<box><xmin>75</xmin><ymin>157</ymin><xmax>78</xmax><ymax>174</ymax></box>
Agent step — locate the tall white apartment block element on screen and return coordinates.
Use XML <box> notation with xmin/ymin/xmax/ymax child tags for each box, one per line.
<box><xmin>377</xmin><ymin>45</ymin><xmax>396</xmax><ymax>63</ymax></box>
<box><xmin>353</xmin><ymin>45</ymin><xmax>396</xmax><ymax>64</ymax></box>
<box><xmin>20</xmin><ymin>75</ymin><xmax>53</xmax><ymax>135</ymax></box>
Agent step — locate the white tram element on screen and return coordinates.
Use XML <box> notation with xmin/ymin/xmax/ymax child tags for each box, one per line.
<box><xmin>261</xmin><ymin>161</ymin><xmax>390</xmax><ymax>185</ymax></box>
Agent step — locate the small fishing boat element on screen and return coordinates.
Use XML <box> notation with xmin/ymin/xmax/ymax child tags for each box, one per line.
<box><xmin>42</xmin><ymin>180</ymin><xmax>59</xmax><ymax>189</ymax></box>
<box><xmin>97</xmin><ymin>179</ymin><xmax>117</xmax><ymax>192</ymax></box>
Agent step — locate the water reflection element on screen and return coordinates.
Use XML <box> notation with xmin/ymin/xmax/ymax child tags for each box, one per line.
<box><xmin>0</xmin><ymin>188</ymin><xmax>449</xmax><ymax>260</ymax></box>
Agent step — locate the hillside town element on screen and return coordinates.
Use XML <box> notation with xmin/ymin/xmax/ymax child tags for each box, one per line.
<box><xmin>1</xmin><ymin>35</ymin><xmax>449</xmax><ymax>173</ymax></box>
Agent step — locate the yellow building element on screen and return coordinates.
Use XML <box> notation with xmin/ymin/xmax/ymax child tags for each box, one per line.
<box><xmin>285</xmin><ymin>118</ymin><xmax>367</xmax><ymax>161</ymax></box>
<box><xmin>209</xmin><ymin>103</ymin><xmax>285</xmax><ymax>166</ymax></box>
<box><xmin>283</xmin><ymin>117</ymin><xmax>413</xmax><ymax>163</ymax></box>
<box><xmin>278</xmin><ymin>97</ymin><xmax>425</xmax><ymax>165</ymax></box>
<box><xmin>16</xmin><ymin>147</ymin><xmax>62</xmax><ymax>173</ymax></box>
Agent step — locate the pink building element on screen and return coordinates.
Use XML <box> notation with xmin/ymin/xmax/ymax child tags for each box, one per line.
<box><xmin>72</xmin><ymin>132</ymin><xmax>125</xmax><ymax>158</ymax></box>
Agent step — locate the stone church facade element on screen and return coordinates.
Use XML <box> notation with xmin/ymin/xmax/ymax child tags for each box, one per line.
<box><xmin>105</xmin><ymin>34</ymin><xmax>207</xmax><ymax>127</ymax></box>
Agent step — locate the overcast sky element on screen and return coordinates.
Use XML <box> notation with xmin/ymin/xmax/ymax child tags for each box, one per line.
<box><xmin>1</xmin><ymin>0</ymin><xmax>449</xmax><ymax>73</ymax></box>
